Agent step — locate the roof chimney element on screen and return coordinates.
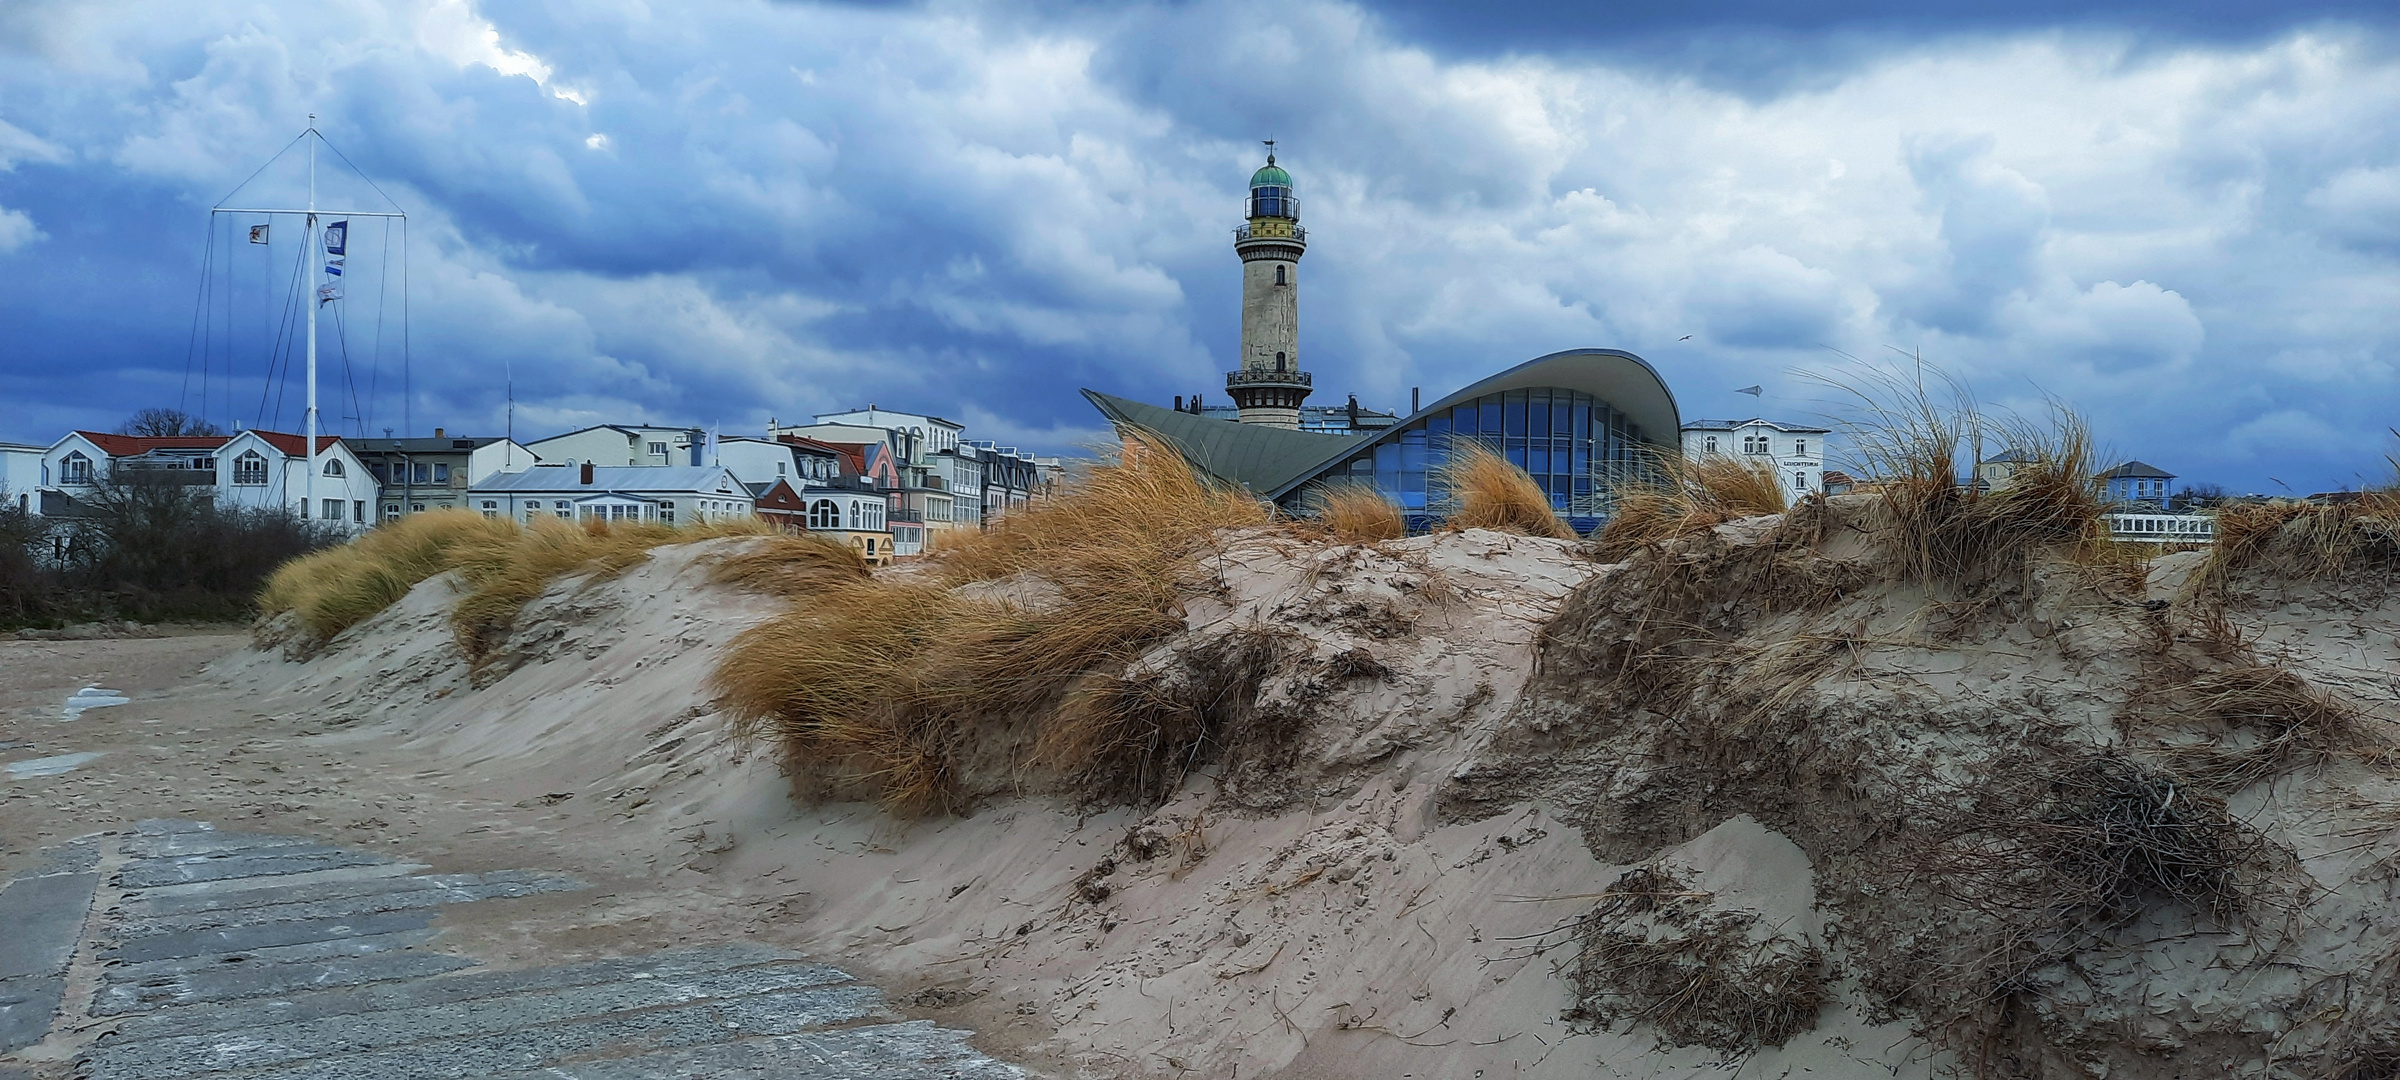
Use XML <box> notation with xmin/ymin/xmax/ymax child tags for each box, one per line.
<box><xmin>1173</xmin><ymin>395</ymin><xmax>1184</xmax><ymax>412</ymax></box>
<box><xmin>434</xmin><ymin>427</ymin><xmax>444</xmax><ymax>439</ymax></box>
<box><xmin>580</xmin><ymin>462</ymin><xmax>595</xmax><ymax>485</ymax></box>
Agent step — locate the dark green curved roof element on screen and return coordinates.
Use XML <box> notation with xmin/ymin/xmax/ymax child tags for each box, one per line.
<box><xmin>1080</xmin><ymin>390</ymin><xmax>1368</xmax><ymax>495</ymax></box>
<box><xmin>1249</xmin><ymin>163</ymin><xmax>1293</xmax><ymax>189</ymax></box>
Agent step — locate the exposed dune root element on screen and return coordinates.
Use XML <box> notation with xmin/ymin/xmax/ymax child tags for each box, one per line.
<box><xmin>1563</xmin><ymin>865</ymin><xmax>1829</xmax><ymax>1053</ymax></box>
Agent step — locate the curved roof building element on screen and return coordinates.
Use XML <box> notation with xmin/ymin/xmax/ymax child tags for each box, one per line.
<box><xmin>1084</xmin><ymin>347</ymin><xmax>1682</xmax><ymax>534</ymax></box>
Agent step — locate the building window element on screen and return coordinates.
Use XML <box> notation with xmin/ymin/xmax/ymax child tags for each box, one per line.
<box><xmin>865</xmin><ymin>537</ymin><xmax>877</xmax><ymax>556</ymax></box>
<box><xmin>1275</xmin><ymin>264</ymin><xmax>1286</xmax><ymax>285</ymax></box>
<box><xmin>1704</xmin><ymin>436</ymin><xmax>1718</xmax><ymax>454</ymax></box>
<box><xmin>433</xmin><ymin>463</ymin><xmax>450</xmax><ymax>483</ymax></box>
<box><xmin>322</xmin><ymin>498</ymin><xmax>344</xmax><ymax>520</ymax></box>
<box><xmin>776</xmin><ymin>461</ymin><xmax>787</xmax><ymax>476</ymax></box>
<box><xmin>809</xmin><ymin>500</ymin><xmax>839</xmax><ymax>529</ymax></box>
<box><xmin>1744</xmin><ymin>435</ymin><xmax>1768</xmax><ymax>455</ymax></box>
<box><xmin>480</xmin><ymin>500</ymin><xmax>498</xmax><ymax>519</ymax></box>
<box><xmin>1793</xmin><ymin>473</ymin><xmax>1807</xmax><ymax>491</ymax></box>
<box><xmin>649</xmin><ymin>441</ymin><xmax>668</xmax><ymax>457</ymax></box>
<box><xmin>60</xmin><ymin>452</ymin><xmax>92</xmax><ymax>484</ymax></box>
<box><xmin>324</xmin><ymin>459</ymin><xmax>345</xmax><ymax>477</ymax></box>
<box><xmin>1794</xmin><ymin>440</ymin><xmax>1807</xmax><ymax>456</ymax></box>
<box><xmin>354</xmin><ymin>500</ymin><xmax>366</xmax><ymax>523</ymax></box>
<box><xmin>411</xmin><ymin>503</ymin><xmax>426</xmax><ymax>513</ymax></box>
<box><xmin>385</xmin><ymin>504</ymin><xmax>401</xmax><ymax>520</ymax></box>
<box><xmin>1275</xmin><ymin>351</ymin><xmax>1287</xmax><ymax>371</ymax></box>
<box><xmin>409</xmin><ymin>462</ymin><xmax>428</xmax><ymax>484</ymax></box>
<box><xmin>233</xmin><ymin>452</ymin><xmax>268</xmax><ymax>486</ymax></box>
<box><xmin>848</xmin><ymin>502</ymin><xmax>862</xmax><ymax>529</ymax></box>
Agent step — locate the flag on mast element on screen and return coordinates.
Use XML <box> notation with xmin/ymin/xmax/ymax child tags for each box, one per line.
<box><xmin>323</xmin><ymin>220</ymin><xmax>348</xmax><ymax>256</ymax></box>
<box><xmin>248</xmin><ymin>224</ymin><xmax>270</xmax><ymax>244</ymax></box>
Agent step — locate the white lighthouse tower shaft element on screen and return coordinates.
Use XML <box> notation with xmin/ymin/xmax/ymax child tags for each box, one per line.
<box><xmin>1226</xmin><ymin>144</ymin><xmax>1312</xmax><ymax>428</ymax></box>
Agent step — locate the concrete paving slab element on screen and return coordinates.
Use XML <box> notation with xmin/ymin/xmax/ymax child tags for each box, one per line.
<box><xmin>123</xmin><ymin>864</ymin><xmax>430</xmax><ymax>904</ymax></box>
<box><xmin>0</xmin><ymin>872</ymin><xmax>100</xmax><ymax>980</ymax></box>
<box><xmin>86</xmin><ymin>986</ymin><xmax>886</xmax><ymax>1080</ymax></box>
<box><xmin>81</xmin><ymin>963</ymin><xmax>862</xmax><ymax>1078</ymax></box>
<box><xmin>121</xmin><ymin>834</ymin><xmax>320</xmax><ymax>861</ymax></box>
<box><xmin>92</xmin><ymin>952</ymin><xmax>480</xmax><ymax>1016</ymax></box>
<box><xmin>118</xmin><ymin>851</ymin><xmax>392</xmax><ymax>890</ymax></box>
<box><xmin>102</xmin><ymin>946</ymin><xmax>806</xmax><ymax>1043</ymax></box>
<box><xmin>101</xmin><ymin>929</ymin><xmax>442</xmax><ymax>983</ymax></box>
<box><xmin>0</xmin><ymin>974</ymin><xmax>68</xmax><ymax>1056</ymax></box>
<box><xmin>122</xmin><ymin>875</ymin><xmax>583</xmax><ymax>934</ymax></box>
<box><xmin>105</xmin><ymin>912</ymin><xmax>435</xmax><ymax>965</ymax></box>
<box><xmin>468</xmin><ymin>1021</ymin><xmax>1028</xmax><ymax>1080</ymax></box>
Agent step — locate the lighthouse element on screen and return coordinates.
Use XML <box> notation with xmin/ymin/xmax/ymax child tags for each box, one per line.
<box><xmin>1227</xmin><ymin>143</ymin><xmax>1312</xmax><ymax>427</ymax></box>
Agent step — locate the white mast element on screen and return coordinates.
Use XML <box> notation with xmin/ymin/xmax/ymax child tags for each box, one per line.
<box><xmin>305</xmin><ymin>115</ymin><xmax>319</xmax><ymax>526</ymax></box>
<box><xmin>208</xmin><ymin>119</ymin><xmax>405</xmax><ymax>531</ymax></box>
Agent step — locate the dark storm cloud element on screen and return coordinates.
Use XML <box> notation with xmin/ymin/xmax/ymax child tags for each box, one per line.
<box><xmin>0</xmin><ymin>0</ymin><xmax>2395</xmax><ymax>492</ymax></box>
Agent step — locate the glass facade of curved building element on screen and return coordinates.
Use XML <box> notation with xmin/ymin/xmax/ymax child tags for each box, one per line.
<box><xmin>1313</xmin><ymin>387</ymin><xmax>1652</xmax><ymax>532</ymax></box>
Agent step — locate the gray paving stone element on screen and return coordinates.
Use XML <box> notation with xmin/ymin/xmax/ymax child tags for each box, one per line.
<box><xmin>117</xmin><ymin>851</ymin><xmax>392</xmax><ymax>890</ymax></box>
<box><xmin>120</xmin><ymin>874</ymin><xmax>583</xmax><ymax>935</ymax></box>
<box><xmin>121</xmin><ymin>833</ymin><xmax>321</xmax><ymax>860</ymax></box>
<box><xmin>133</xmin><ymin>820</ymin><xmax>215</xmax><ymax>835</ymax></box>
<box><xmin>102</xmin><ymin>946</ymin><xmax>801</xmax><ymax>1042</ymax></box>
<box><xmin>468</xmin><ymin>1022</ymin><xmax>1028</xmax><ymax>1080</ymax></box>
<box><xmin>92</xmin><ymin>951</ymin><xmax>480</xmax><ymax>1015</ymax></box>
<box><xmin>0</xmin><ymin>973</ymin><xmax>68</xmax><ymax>1056</ymax></box>
<box><xmin>81</xmin><ymin>962</ymin><xmax>860</xmax><ymax>1078</ymax></box>
<box><xmin>102</xmin><ymin>928</ymin><xmax>442</xmax><ymax>983</ymax></box>
<box><xmin>0</xmin><ymin>872</ymin><xmax>100</xmax><ymax>980</ymax></box>
<box><xmin>105</xmin><ymin>912</ymin><xmax>435</xmax><ymax>965</ymax></box>
<box><xmin>86</xmin><ymin>986</ymin><xmax>885</xmax><ymax>1080</ymax></box>
<box><xmin>123</xmin><ymin>864</ymin><xmax>430</xmax><ymax>904</ymax></box>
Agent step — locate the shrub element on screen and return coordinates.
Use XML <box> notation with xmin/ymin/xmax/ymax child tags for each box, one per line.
<box><xmin>1440</xmin><ymin>441</ymin><xmax>1574</xmax><ymax>539</ymax></box>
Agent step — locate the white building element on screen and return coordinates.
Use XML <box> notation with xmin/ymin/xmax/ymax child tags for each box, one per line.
<box><xmin>1680</xmin><ymin>419</ymin><xmax>1832</xmax><ymax>497</ymax></box>
<box><xmin>715</xmin><ymin>436</ymin><xmax>843</xmax><ymax>490</ymax></box>
<box><xmin>800</xmin><ymin>408</ymin><xmax>964</xmax><ymax>456</ymax></box>
<box><xmin>523</xmin><ymin>425</ymin><xmax>708</xmax><ymax>469</ymax></box>
<box><xmin>2</xmin><ymin>441</ymin><xmax>44</xmax><ymax>514</ymax></box>
<box><xmin>468</xmin><ymin>463</ymin><xmax>754</xmax><ymax>525</ymax></box>
<box><xmin>349</xmin><ymin>432</ymin><xmax>540</xmax><ymax>521</ymax></box>
<box><xmin>37</xmin><ymin>430</ymin><xmax>377</xmax><ymax>533</ymax></box>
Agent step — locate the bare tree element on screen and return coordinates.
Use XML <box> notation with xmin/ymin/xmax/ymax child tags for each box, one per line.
<box><xmin>118</xmin><ymin>408</ymin><xmax>227</xmax><ymax>438</ymax></box>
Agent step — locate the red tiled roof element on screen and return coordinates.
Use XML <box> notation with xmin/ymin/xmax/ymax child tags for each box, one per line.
<box><xmin>246</xmin><ymin>431</ymin><xmax>345</xmax><ymax>457</ymax></box>
<box><xmin>73</xmin><ymin>431</ymin><xmax>233</xmax><ymax>456</ymax></box>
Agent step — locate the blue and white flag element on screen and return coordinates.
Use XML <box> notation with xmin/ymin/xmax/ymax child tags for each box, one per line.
<box><xmin>323</xmin><ymin>220</ymin><xmax>347</xmax><ymax>256</ymax></box>
<box><xmin>324</xmin><ymin>256</ymin><xmax>344</xmax><ymax>277</ymax></box>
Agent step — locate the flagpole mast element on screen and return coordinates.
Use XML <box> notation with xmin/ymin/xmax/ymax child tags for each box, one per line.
<box><xmin>305</xmin><ymin>115</ymin><xmax>319</xmax><ymax>528</ymax></box>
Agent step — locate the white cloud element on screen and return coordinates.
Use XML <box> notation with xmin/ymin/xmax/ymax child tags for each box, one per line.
<box><xmin>414</xmin><ymin>0</ymin><xmax>586</xmax><ymax>105</ymax></box>
<box><xmin>0</xmin><ymin>205</ymin><xmax>42</xmax><ymax>251</ymax></box>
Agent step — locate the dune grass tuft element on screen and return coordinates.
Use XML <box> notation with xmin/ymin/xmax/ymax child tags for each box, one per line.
<box><xmin>1439</xmin><ymin>441</ymin><xmax>1575</xmax><ymax>539</ymax></box>
<box><xmin>706</xmin><ymin>532</ymin><xmax>871</xmax><ymax>599</ymax></box>
<box><xmin>712</xmin><ymin>436</ymin><xmax>1280</xmax><ymax>813</ymax></box>
<box><xmin>1312</xmin><ymin>484</ymin><xmax>1406</xmax><ymax>543</ymax></box>
<box><xmin>257</xmin><ymin>510</ymin><xmax>521</xmax><ymax>640</ymax></box>
<box><xmin>1595</xmin><ymin>452</ymin><xmax>1790</xmax><ymax>557</ymax></box>
<box><xmin>1822</xmin><ymin>361</ymin><xmax>2106</xmax><ymax>589</ymax></box>
<box><xmin>2192</xmin><ymin>485</ymin><xmax>2400</xmax><ymax>599</ymax></box>
<box><xmin>259</xmin><ymin>510</ymin><xmax>774</xmax><ymax>651</ymax></box>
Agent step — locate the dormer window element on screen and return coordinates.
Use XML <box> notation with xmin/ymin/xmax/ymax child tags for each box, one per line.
<box><xmin>233</xmin><ymin>451</ymin><xmax>268</xmax><ymax>486</ymax></box>
<box><xmin>60</xmin><ymin>451</ymin><xmax>92</xmax><ymax>485</ymax></box>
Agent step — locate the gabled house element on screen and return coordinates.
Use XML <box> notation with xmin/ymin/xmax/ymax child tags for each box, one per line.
<box><xmin>349</xmin><ymin>431</ymin><xmax>539</xmax><ymax>521</ymax></box>
<box><xmin>468</xmin><ymin>463</ymin><xmax>754</xmax><ymax>525</ymax></box>
<box><xmin>217</xmin><ymin>431</ymin><xmax>381</xmax><ymax>531</ymax></box>
<box><xmin>744</xmin><ymin>477</ymin><xmax>895</xmax><ymax>564</ymax></box>
<box><xmin>37</xmin><ymin>430</ymin><xmax>374</xmax><ymax>532</ymax></box>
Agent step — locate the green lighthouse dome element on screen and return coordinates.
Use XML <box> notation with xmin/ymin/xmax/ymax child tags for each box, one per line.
<box><xmin>1247</xmin><ymin>151</ymin><xmax>1297</xmax><ymax>220</ymax></box>
<box><xmin>1249</xmin><ymin>162</ymin><xmax>1293</xmax><ymax>189</ymax></box>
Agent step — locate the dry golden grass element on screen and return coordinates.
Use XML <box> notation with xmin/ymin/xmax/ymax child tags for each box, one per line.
<box><xmin>1440</xmin><ymin>441</ymin><xmax>1575</xmax><ymax>539</ymax></box>
<box><xmin>713</xmin><ymin>436</ymin><xmax>1277</xmax><ymax>812</ymax></box>
<box><xmin>706</xmin><ymin>532</ymin><xmax>870</xmax><ymax>598</ymax></box>
<box><xmin>1312</xmin><ymin>484</ymin><xmax>1406</xmax><ymax>543</ymax></box>
<box><xmin>258</xmin><ymin>509</ymin><xmax>774</xmax><ymax>650</ymax></box>
<box><xmin>2192</xmin><ymin>486</ymin><xmax>2400</xmax><ymax>598</ymax></box>
<box><xmin>1820</xmin><ymin>361</ymin><xmax>2106</xmax><ymax>589</ymax></box>
<box><xmin>1595</xmin><ymin>452</ymin><xmax>1790</xmax><ymax>557</ymax></box>
<box><xmin>257</xmin><ymin>510</ymin><xmax>520</xmax><ymax>639</ymax></box>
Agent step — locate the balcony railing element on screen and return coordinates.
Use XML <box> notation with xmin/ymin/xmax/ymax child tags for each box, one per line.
<box><xmin>1226</xmin><ymin>369</ymin><xmax>1313</xmax><ymax>389</ymax></box>
<box><xmin>2104</xmin><ymin>512</ymin><xmax>2215</xmax><ymax>543</ymax></box>
<box><xmin>1232</xmin><ymin>223</ymin><xmax>1306</xmax><ymax>244</ymax></box>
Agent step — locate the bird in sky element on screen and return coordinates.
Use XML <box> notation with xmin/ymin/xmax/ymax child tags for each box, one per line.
<box><xmin>1678</xmin><ymin>334</ymin><xmax>1693</xmax><ymax>341</ymax></box>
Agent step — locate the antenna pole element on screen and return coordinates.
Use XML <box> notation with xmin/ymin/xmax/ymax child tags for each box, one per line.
<box><xmin>305</xmin><ymin>115</ymin><xmax>320</xmax><ymax>531</ymax></box>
